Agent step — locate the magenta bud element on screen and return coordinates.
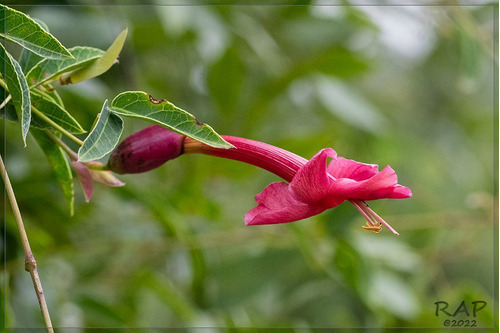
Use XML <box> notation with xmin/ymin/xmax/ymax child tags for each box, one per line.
<box><xmin>107</xmin><ymin>125</ymin><xmax>185</xmax><ymax>174</ymax></box>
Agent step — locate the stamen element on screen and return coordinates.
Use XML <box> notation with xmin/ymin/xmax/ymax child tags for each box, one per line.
<box><xmin>349</xmin><ymin>200</ymin><xmax>377</xmax><ymax>226</ymax></box>
<box><xmin>364</xmin><ymin>202</ymin><xmax>399</xmax><ymax>235</ymax></box>
<box><xmin>350</xmin><ymin>200</ymin><xmax>399</xmax><ymax>236</ymax></box>
<box><xmin>362</xmin><ymin>222</ymin><xmax>382</xmax><ymax>233</ymax></box>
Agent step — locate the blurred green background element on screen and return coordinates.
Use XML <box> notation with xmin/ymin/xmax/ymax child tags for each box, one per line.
<box><xmin>1</xmin><ymin>1</ymin><xmax>497</xmax><ymax>331</ymax></box>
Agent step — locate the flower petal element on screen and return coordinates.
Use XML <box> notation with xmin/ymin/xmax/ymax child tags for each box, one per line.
<box><xmin>327</xmin><ymin>157</ymin><xmax>378</xmax><ymax>181</ymax></box>
<box><xmin>289</xmin><ymin>148</ymin><xmax>337</xmax><ymax>204</ymax></box>
<box><xmin>387</xmin><ymin>184</ymin><xmax>413</xmax><ymax>199</ymax></box>
<box><xmin>327</xmin><ymin>165</ymin><xmax>412</xmax><ymax>200</ymax></box>
<box><xmin>352</xmin><ymin>165</ymin><xmax>412</xmax><ymax>200</ymax></box>
<box><xmin>245</xmin><ymin>182</ymin><xmax>326</xmax><ymax>225</ymax></box>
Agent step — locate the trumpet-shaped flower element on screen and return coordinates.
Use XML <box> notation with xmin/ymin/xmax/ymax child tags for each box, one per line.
<box><xmin>108</xmin><ymin>125</ymin><xmax>412</xmax><ymax>234</ymax></box>
<box><xmin>243</xmin><ymin>148</ymin><xmax>411</xmax><ymax>235</ymax></box>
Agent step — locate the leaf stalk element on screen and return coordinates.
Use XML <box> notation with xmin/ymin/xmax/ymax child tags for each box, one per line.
<box><xmin>31</xmin><ymin>105</ymin><xmax>84</xmax><ymax>146</ymax></box>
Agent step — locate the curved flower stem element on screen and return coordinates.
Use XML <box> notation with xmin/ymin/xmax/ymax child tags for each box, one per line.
<box><xmin>31</xmin><ymin>106</ymin><xmax>83</xmax><ymax>146</ymax></box>
<box><xmin>0</xmin><ymin>154</ymin><xmax>54</xmax><ymax>332</ymax></box>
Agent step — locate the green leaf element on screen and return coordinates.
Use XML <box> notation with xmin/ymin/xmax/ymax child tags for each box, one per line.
<box><xmin>41</xmin><ymin>88</ymin><xmax>65</xmax><ymax>107</ymax></box>
<box><xmin>60</xmin><ymin>29</ymin><xmax>128</xmax><ymax>85</ymax></box>
<box><xmin>30</xmin><ymin>90</ymin><xmax>86</xmax><ymax>134</ymax></box>
<box><xmin>0</xmin><ymin>4</ymin><xmax>72</xmax><ymax>59</ymax></box>
<box><xmin>109</xmin><ymin>91</ymin><xmax>233</xmax><ymax>149</ymax></box>
<box><xmin>31</xmin><ymin>128</ymin><xmax>74</xmax><ymax>215</ymax></box>
<box><xmin>19</xmin><ymin>47</ymin><xmax>43</xmax><ymax>73</ymax></box>
<box><xmin>78</xmin><ymin>100</ymin><xmax>124</xmax><ymax>162</ymax></box>
<box><xmin>0</xmin><ymin>43</ymin><xmax>31</xmax><ymax>145</ymax></box>
<box><xmin>26</xmin><ymin>46</ymin><xmax>105</xmax><ymax>87</ymax></box>
<box><xmin>18</xmin><ymin>19</ymin><xmax>50</xmax><ymax>72</ymax></box>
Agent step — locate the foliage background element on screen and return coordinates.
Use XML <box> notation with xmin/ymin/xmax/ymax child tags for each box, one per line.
<box><xmin>1</xmin><ymin>1</ymin><xmax>497</xmax><ymax>331</ymax></box>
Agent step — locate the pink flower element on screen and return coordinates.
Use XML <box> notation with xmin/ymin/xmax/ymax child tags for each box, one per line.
<box><xmin>109</xmin><ymin>126</ymin><xmax>412</xmax><ymax>235</ymax></box>
<box><xmin>185</xmin><ymin>132</ymin><xmax>411</xmax><ymax>235</ymax></box>
<box><xmin>243</xmin><ymin>148</ymin><xmax>412</xmax><ymax>235</ymax></box>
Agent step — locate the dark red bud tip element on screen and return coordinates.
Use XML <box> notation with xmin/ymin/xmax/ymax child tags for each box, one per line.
<box><xmin>107</xmin><ymin>125</ymin><xmax>185</xmax><ymax>174</ymax></box>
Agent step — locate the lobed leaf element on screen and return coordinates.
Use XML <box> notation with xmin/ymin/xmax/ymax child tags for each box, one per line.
<box><xmin>30</xmin><ymin>90</ymin><xmax>85</xmax><ymax>134</ymax></box>
<box><xmin>31</xmin><ymin>128</ymin><xmax>74</xmax><ymax>215</ymax></box>
<box><xmin>0</xmin><ymin>4</ymin><xmax>72</xmax><ymax>59</ymax></box>
<box><xmin>78</xmin><ymin>100</ymin><xmax>124</xmax><ymax>162</ymax></box>
<box><xmin>0</xmin><ymin>43</ymin><xmax>31</xmax><ymax>145</ymax></box>
<box><xmin>60</xmin><ymin>29</ymin><xmax>128</xmax><ymax>85</ymax></box>
<box><xmin>109</xmin><ymin>91</ymin><xmax>233</xmax><ymax>149</ymax></box>
<box><xmin>26</xmin><ymin>46</ymin><xmax>105</xmax><ymax>87</ymax></box>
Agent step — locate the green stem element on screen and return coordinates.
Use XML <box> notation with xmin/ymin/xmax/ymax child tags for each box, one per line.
<box><xmin>0</xmin><ymin>94</ymin><xmax>12</xmax><ymax>110</ymax></box>
<box><xmin>45</xmin><ymin>129</ymin><xmax>78</xmax><ymax>160</ymax></box>
<box><xmin>85</xmin><ymin>162</ymin><xmax>109</xmax><ymax>171</ymax></box>
<box><xmin>0</xmin><ymin>78</ymin><xmax>11</xmax><ymax>109</ymax></box>
<box><xmin>31</xmin><ymin>106</ymin><xmax>84</xmax><ymax>146</ymax></box>
<box><xmin>0</xmin><ymin>76</ymin><xmax>7</xmax><ymax>90</ymax></box>
<box><xmin>0</xmin><ymin>154</ymin><xmax>54</xmax><ymax>333</ymax></box>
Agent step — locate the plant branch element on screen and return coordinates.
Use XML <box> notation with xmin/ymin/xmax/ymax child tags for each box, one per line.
<box><xmin>0</xmin><ymin>76</ymin><xmax>7</xmax><ymax>90</ymax></box>
<box><xmin>0</xmin><ymin>94</ymin><xmax>12</xmax><ymax>110</ymax></box>
<box><xmin>0</xmin><ymin>78</ymin><xmax>11</xmax><ymax>110</ymax></box>
<box><xmin>0</xmin><ymin>154</ymin><xmax>54</xmax><ymax>333</ymax></box>
<box><xmin>45</xmin><ymin>129</ymin><xmax>78</xmax><ymax>160</ymax></box>
<box><xmin>31</xmin><ymin>106</ymin><xmax>84</xmax><ymax>146</ymax></box>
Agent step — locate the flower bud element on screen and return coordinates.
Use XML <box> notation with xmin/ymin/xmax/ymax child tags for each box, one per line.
<box><xmin>107</xmin><ymin>125</ymin><xmax>185</xmax><ymax>174</ymax></box>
